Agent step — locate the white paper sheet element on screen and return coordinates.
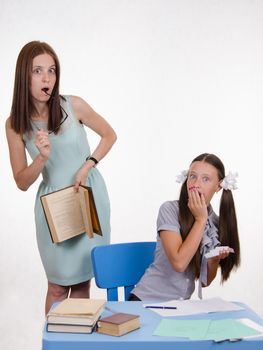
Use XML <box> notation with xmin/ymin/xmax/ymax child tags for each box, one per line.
<box><xmin>205</xmin><ymin>246</ymin><xmax>234</xmax><ymax>259</ymax></box>
<box><xmin>143</xmin><ymin>297</ymin><xmax>244</xmax><ymax>317</ymax></box>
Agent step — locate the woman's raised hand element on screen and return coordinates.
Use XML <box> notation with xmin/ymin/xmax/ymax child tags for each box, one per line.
<box><xmin>35</xmin><ymin>129</ymin><xmax>51</xmax><ymax>160</ymax></box>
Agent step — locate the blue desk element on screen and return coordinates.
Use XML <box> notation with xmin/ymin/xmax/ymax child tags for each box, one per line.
<box><xmin>42</xmin><ymin>301</ymin><xmax>263</xmax><ymax>349</ymax></box>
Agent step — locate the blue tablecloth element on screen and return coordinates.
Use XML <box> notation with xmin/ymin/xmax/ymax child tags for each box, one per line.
<box><xmin>42</xmin><ymin>301</ymin><xmax>263</xmax><ymax>350</ymax></box>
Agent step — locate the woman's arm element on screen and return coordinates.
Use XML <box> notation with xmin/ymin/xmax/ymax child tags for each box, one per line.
<box><xmin>5</xmin><ymin>118</ymin><xmax>49</xmax><ymax>191</ymax></box>
<box><xmin>70</xmin><ymin>96</ymin><xmax>117</xmax><ymax>188</ymax></box>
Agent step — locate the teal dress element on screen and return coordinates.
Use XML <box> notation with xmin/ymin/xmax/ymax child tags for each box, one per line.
<box><xmin>23</xmin><ymin>96</ymin><xmax>110</xmax><ymax>286</ymax></box>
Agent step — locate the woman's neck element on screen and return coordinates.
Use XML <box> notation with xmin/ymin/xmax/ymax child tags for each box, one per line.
<box><xmin>32</xmin><ymin>103</ymin><xmax>49</xmax><ymax>121</ymax></box>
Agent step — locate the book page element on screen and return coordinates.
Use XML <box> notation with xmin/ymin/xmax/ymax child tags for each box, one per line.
<box><xmin>78</xmin><ymin>187</ymin><xmax>93</xmax><ymax>238</ymax></box>
<box><xmin>42</xmin><ymin>187</ymin><xmax>85</xmax><ymax>242</ymax></box>
<box><xmin>79</xmin><ymin>185</ymin><xmax>102</xmax><ymax>236</ymax></box>
<box><xmin>88</xmin><ymin>187</ymin><xmax>102</xmax><ymax>235</ymax></box>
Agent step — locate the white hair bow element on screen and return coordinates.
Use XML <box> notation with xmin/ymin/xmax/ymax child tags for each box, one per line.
<box><xmin>175</xmin><ymin>170</ymin><xmax>188</xmax><ymax>184</ymax></box>
<box><xmin>220</xmin><ymin>171</ymin><xmax>238</xmax><ymax>191</ymax></box>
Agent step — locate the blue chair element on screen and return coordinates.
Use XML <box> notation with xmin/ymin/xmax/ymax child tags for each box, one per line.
<box><xmin>91</xmin><ymin>241</ymin><xmax>156</xmax><ymax>301</ymax></box>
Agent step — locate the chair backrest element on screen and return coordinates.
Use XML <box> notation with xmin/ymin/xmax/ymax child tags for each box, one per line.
<box><xmin>91</xmin><ymin>241</ymin><xmax>156</xmax><ymax>301</ymax></box>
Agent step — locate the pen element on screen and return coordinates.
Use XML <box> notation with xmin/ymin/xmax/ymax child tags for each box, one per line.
<box><xmin>104</xmin><ymin>306</ymin><xmax>118</xmax><ymax>314</ymax></box>
<box><xmin>145</xmin><ymin>306</ymin><xmax>177</xmax><ymax>309</ymax></box>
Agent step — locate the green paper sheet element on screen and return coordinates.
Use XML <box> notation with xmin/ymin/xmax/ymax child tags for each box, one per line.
<box><xmin>200</xmin><ymin>319</ymin><xmax>261</xmax><ymax>342</ymax></box>
<box><xmin>153</xmin><ymin>318</ymin><xmax>261</xmax><ymax>342</ymax></box>
<box><xmin>153</xmin><ymin>319</ymin><xmax>211</xmax><ymax>339</ymax></box>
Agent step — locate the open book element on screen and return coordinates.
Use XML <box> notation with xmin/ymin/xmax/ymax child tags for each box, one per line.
<box><xmin>40</xmin><ymin>185</ymin><xmax>102</xmax><ymax>243</ymax></box>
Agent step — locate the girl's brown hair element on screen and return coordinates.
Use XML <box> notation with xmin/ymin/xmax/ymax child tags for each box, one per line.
<box><xmin>178</xmin><ymin>153</ymin><xmax>240</xmax><ymax>282</ymax></box>
<box><xmin>10</xmin><ymin>41</ymin><xmax>62</xmax><ymax>134</ymax></box>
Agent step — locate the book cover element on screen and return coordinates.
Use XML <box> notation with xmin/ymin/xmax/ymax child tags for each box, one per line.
<box><xmin>97</xmin><ymin>313</ymin><xmax>140</xmax><ymax>336</ymax></box>
<box><xmin>48</xmin><ymin>298</ymin><xmax>106</xmax><ymax>316</ymax></box>
<box><xmin>47</xmin><ymin>323</ymin><xmax>96</xmax><ymax>334</ymax></box>
<box><xmin>40</xmin><ymin>185</ymin><xmax>102</xmax><ymax>243</ymax></box>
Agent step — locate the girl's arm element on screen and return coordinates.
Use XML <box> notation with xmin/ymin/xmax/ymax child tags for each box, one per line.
<box><xmin>206</xmin><ymin>249</ymin><xmax>231</xmax><ymax>286</ymax></box>
<box><xmin>160</xmin><ymin>189</ymin><xmax>207</xmax><ymax>272</ymax></box>
<box><xmin>160</xmin><ymin>220</ymin><xmax>206</xmax><ymax>272</ymax></box>
<box><xmin>70</xmin><ymin>96</ymin><xmax>117</xmax><ymax>188</ymax></box>
<box><xmin>6</xmin><ymin>118</ymin><xmax>50</xmax><ymax>191</ymax></box>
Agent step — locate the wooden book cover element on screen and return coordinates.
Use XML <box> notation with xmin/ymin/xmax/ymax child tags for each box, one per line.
<box><xmin>40</xmin><ymin>185</ymin><xmax>102</xmax><ymax>243</ymax></box>
<box><xmin>97</xmin><ymin>313</ymin><xmax>140</xmax><ymax>336</ymax></box>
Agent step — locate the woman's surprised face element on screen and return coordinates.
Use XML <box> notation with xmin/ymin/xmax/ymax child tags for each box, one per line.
<box><xmin>187</xmin><ymin>161</ymin><xmax>221</xmax><ymax>205</ymax></box>
<box><xmin>30</xmin><ymin>53</ymin><xmax>56</xmax><ymax>103</ymax></box>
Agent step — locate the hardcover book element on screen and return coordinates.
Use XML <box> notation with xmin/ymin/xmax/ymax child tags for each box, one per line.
<box><xmin>47</xmin><ymin>323</ymin><xmax>96</xmax><ymax>334</ymax></box>
<box><xmin>47</xmin><ymin>298</ymin><xmax>106</xmax><ymax>333</ymax></box>
<box><xmin>40</xmin><ymin>185</ymin><xmax>102</xmax><ymax>243</ymax></box>
<box><xmin>97</xmin><ymin>312</ymin><xmax>140</xmax><ymax>336</ymax></box>
<box><xmin>47</xmin><ymin>307</ymin><xmax>103</xmax><ymax>326</ymax></box>
<box><xmin>48</xmin><ymin>298</ymin><xmax>106</xmax><ymax>316</ymax></box>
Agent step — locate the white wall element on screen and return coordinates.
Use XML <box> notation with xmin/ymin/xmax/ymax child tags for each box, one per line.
<box><xmin>1</xmin><ymin>1</ymin><xmax>262</xmax><ymax>349</ymax></box>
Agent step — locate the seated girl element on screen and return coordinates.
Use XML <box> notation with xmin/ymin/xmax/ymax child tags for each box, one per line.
<box><xmin>129</xmin><ymin>153</ymin><xmax>240</xmax><ymax>301</ymax></box>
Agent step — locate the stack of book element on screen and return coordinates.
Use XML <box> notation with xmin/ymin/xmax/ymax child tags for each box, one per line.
<box><xmin>97</xmin><ymin>312</ymin><xmax>140</xmax><ymax>336</ymax></box>
<box><xmin>47</xmin><ymin>298</ymin><xmax>106</xmax><ymax>334</ymax></box>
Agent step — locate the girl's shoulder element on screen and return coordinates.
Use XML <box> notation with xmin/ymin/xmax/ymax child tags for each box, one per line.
<box><xmin>157</xmin><ymin>200</ymin><xmax>181</xmax><ymax>232</ymax></box>
<box><xmin>158</xmin><ymin>200</ymin><xmax>179</xmax><ymax>218</ymax></box>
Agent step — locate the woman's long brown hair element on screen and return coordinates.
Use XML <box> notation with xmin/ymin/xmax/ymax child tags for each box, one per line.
<box><xmin>10</xmin><ymin>41</ymin><xmax>62</xmax><ymax>135</ymax></box>
<box><xmin>178</xmin><ymin>153</ymin><xmax>240</xmax><ymax>282</ymax></box>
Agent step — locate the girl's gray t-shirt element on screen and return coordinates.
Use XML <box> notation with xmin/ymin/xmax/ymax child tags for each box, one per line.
<box><xmin>132</xmin><ymin>200</ymin><xmax>219</xmax><ymax>301</ymax></box>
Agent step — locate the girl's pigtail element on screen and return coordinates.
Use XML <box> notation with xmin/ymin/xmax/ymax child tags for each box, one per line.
<box><xmin>219</xmin><ymin>189</ymin><xmax>240</xmax><ymax>282</ymax></box>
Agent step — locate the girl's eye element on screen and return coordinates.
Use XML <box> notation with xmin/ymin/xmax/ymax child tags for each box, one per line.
<box><xmin>49</xmin><ymin>68</ymin><xmax>56</xmax><ymax>74</ymax></box>
<box><xmin>203</xmin><ymin>177</ymin><xmax>209</xmax><ymax>182</ymax></box>
<box><xmin>189</xmin><ymin>174</ymin><xmax>196</xmax><ymax>180</ymax></box>
<box><xmin>32</xmin><ymin>68</ymin><xmax>41</xmax><ymax>74</ymax></box>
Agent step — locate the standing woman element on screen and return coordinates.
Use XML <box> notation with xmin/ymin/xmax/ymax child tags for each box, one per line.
<box><xmin>6</xmin><ymin>41</ymin><xmax>117</xmax><ymax>315</ymax></box>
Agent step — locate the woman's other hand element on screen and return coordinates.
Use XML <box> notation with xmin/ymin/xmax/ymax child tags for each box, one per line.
<box><xmin>35</xmin><ymin>129</ymin><xmax>51</xmax><ymax>160</ymax></box>
<box><xmin>74</xmin><ymin>159</ymin><xmax>95</xmax><ymax>190</ymax></box>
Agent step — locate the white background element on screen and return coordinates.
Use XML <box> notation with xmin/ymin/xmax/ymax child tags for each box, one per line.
<box><xmin>0</xmin><ymin>1</ymin><xmax>263</xmax><ymax>349</ymax></box>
